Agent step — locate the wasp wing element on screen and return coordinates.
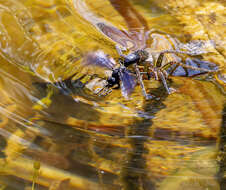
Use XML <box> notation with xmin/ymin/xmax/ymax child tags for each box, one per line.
<box><xmin>82</xmin><ymin>51</ymin><xmax>116</xmax><ymax>70</ymax></box>
<box><xmin>119</xmin><ymin>68</ymin><xmax>136</xmax><ymax>99</ymax></box>
<box><xmin>97</xmin><ymin>22</ymin><xmax>146</xmax><ymax>51</ymax></box>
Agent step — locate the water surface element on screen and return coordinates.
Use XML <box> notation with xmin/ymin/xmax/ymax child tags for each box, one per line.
<box><xmin>0</xmin><ymin>0</ymin><xmax>225</xmax><ymax>190</ymax></box>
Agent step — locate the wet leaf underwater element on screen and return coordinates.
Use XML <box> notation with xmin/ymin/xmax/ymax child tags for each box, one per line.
<box><xmin>0</xmin><ymin>0</ymin><xmax>225</xmax><ymax>190</ymax></box>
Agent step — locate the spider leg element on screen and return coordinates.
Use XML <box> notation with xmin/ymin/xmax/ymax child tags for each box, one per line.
<box><xmin>155</xmin><ymin>52</ymin><xmax>165</xmax><ymax>67</ymax></box>
<box><xmin>168</xmin><ymin>61</ymin><xmax>219</xmax><ymax>73</ymax></box>
<box><xmin>134</xmin><ymin>63</ymin><xmax>151</xmax><ymax>99</ymax></box>
<box><xmin>162</xmin><ymin>69</ymin><xmax>169</xmax><ymax>78</ymax></box>
<box><xmin>156</xmin><ymin>49</ymin><xmax>219</xmax><ymax>73</ymax></box>
<box><xmin>158</xmin><ymin>49</ymin><xmax>200</xmax><ymax>56</ymax></box>
<box><xmin>162</xmin><ymin>61</ymin><xmax>179</xmax><ymax>76</ymax></box>
<box><xmin>158</xmin><ymin>70</ymin><xmax>171</xmax><ymax>94</ymax></box>
<box><xmin>155</xmin><ymin>51</ymin><xmax>173</xmax><ymax>94</ymax></box>
<box><xmin>154</xmin><ymin>51</ymin><xmax>167</xmax><ymax>79</ymax></box>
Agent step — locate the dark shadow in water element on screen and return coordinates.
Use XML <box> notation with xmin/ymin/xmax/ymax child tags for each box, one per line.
<box><xmin>0</xmin><ymin>134</ymin><xmax>6</xmax><ymax>158</ymax></box>
<box><xmin>32</xmin><ymin>77</ymin><xmax>101</xmax><ymax>123</ymax></box>
<box><xmin>121</xmin><ymin>85</ymin><xmax>169</xmax><ymax>190</ymax></box>
<box><xmin>217</xmin><ymin>104</ymin><xmax>226</xmax><ymax>189</ymax></box>
<box><xmin>44</xmin><ymin>92</ymin><xmax>99</xmax><ymax>122</ymax></box>
<box><xmin>109</xmin><ymin>0</ymin><xmax>149</xmax><ymax>31</ymax></box>
<box><xmin>24</xmin><ymin>114</ymin><xmax>121</xmax><ymax>189</ymax></box>
<box><xmin>32</xmin><ymin>73</ymin><xmax>102</xmax><ymax>102</ymax></box>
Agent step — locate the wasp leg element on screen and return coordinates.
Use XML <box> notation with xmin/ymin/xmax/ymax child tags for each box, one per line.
<box><xmin>99</xmin><ymin>86</ymin><xmax>111</xmax><ymax>96</ymax></box>
<box><xmin>101</xmin><ymin>88</ymin><xmax>112</xmax><ymax>96</ymax></box>
<box><xmin>96</xmin><ymin>85</ymin><xmax>108</xmax><ymax>96</ymax></box>
<box><xmin>134</xmin><ymin>63</ymin><xmax>151</xmax><ymax>99</ymax></box>
<box><xmin>158</xmin><ymin>71</ymin><xmax>171</xmax><ymax>94</ymax></box>
<box><xmin>96</xmin><ymin>87</ymin><xmax>105</xmax><ymax>95</ymax></box>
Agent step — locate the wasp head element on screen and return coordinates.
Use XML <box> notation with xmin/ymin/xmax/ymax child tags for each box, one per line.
<box><xmin>107</xmin><ymin>68</ymin><xmax>120</xmax><ymax>88</ymax></box>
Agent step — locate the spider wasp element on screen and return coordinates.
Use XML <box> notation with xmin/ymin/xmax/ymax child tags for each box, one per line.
<box><xmin>86</xmin><ymin>23</ymin><xmax>219</xmax><ymax>99</ymax></box>
<box><xmin>82</xmin><ymin>31</ymin><xmax>218</xmax><ymax>99</ymax></box>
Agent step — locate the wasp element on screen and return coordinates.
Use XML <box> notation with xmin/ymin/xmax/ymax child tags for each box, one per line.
<box><xmin>82</xmin><ymin>51</ymin><xmax>136</xmax><ymax>99</ymax></box>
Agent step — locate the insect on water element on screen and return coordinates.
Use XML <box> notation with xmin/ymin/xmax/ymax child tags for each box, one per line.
<box><xmin>83</xmin><ymin>23</ymin><xmax>219</xmax><ymax>99</ymax></box>
<box><xmin>82</xmin><ymin>51</ymin><xmax>136</xmax><ymax>99</ymax></box>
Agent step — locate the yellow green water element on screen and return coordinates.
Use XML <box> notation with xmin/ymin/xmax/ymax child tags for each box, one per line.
<box><xmin>0</xmin><ymin>0</ymin><xmax>225</xmax><ymax>189</ymax></box>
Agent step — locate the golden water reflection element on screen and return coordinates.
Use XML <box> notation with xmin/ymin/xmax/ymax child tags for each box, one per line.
<box><xmin>0</xmin><ymin>0</ymin><xmax>225</xmax><ymax>189</ymax></box>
